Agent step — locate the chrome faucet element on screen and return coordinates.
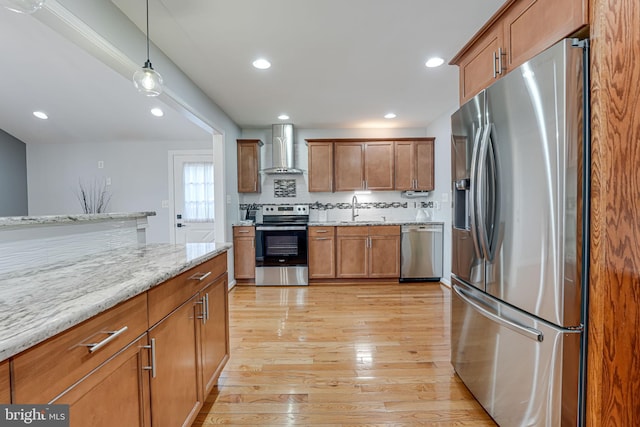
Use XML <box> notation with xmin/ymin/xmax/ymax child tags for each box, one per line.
<box><xmin>351</xmin><ymin>194</ymin><xmax>359</xmax><ymax>221</ymax></box>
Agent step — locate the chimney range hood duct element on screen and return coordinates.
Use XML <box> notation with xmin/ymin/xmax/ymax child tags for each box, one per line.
<box><xmin>262</xmin><ymin>123</ymin><xmax>303</xmax><ymax>174</ymax></box>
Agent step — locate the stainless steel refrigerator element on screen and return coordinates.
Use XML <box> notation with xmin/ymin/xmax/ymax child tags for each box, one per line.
<box><xmin>450</xmin><ymin>38</ymin><xmax>589</xmax><ymax>427</ymax></box>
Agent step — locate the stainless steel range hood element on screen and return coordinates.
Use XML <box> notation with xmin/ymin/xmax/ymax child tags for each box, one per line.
<box><xmin>262</xmin><ymin>123</ymin><xmax>303</xmax><ymax>174</ymax></box>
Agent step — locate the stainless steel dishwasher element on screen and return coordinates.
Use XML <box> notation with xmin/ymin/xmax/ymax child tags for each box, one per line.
<box><xmin>400</xmin><ymin>223</ymin><xmax>443</xmax><ymax>281</ymax></box>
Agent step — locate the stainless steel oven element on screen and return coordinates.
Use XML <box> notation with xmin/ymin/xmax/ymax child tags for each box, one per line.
<box><xmin>255</xmin><ymin>205</ymin><xmax>309</xmax><ymax>286</ymax></box>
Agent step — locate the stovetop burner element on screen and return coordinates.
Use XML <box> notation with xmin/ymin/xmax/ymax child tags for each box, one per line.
<box><xmin>260</xmin><ymin>205</ymin><xmax>309</xmax><ymax>225</ymax></box>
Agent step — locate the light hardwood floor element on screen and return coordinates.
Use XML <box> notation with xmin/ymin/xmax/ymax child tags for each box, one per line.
<box><xmin>194</xmin><ymin>284</ymin><xmax>496</xmax><ymax>426</ymax></box>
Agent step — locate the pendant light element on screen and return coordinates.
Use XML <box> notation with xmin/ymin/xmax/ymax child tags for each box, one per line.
<box><xmin>0</xmin><ymin>0</ymin><xmax>45</xmax><ymax>14</ymax></box>
<box><xmin>132</xmin><ymin>0</ymin><xmax>163</xmax><ymax>97</ymax></box>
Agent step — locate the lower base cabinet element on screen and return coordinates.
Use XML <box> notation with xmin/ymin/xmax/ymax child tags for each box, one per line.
<box><xmin>6</xmin><ymin>251</ymin><xmax>230</xmax><ymax>427</ymax></box>
<box><xmin>53</xmin><ymin>335</ymin><xmax>151</xmax><ymax>427</ymax></box>
<box><xmin>149</xmin><ymin>296</ymin><xmax>202</xmax><ymax>427</ymax></box>
<box><xmin>336</xmin><ymin>226</ymin><xmax>400</xmax><ymax>279</ymax></box>
<box><xmin>200</xmin><ymin>274</ymin><xmax>229</xmax><ymax>396</ymax></box>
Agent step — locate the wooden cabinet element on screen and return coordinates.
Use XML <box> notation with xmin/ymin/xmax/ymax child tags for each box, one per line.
<box><xmin>334</xmin><ymin>143</ymin><xmax>365</xmax><ymax>191</ymax></box>
<box><xmin>336</xmin><ymin>226</ymin><xmax>400</xmax><ymax>279</ymax></box>
<box><xmin>9</xmin><ymin>251</ymin><xmax>229</xmax><ymax>427</ymax></box>
<box><xmin>503</xmin><ymin>0</ymin><xmax>587</xmax><ymax>71</ymax></box>
<box><xmin>308</xmin><ymin>226</ymin><xmax>336</xmax><ymax>279</ymax></box>
<box><xmin>364</xmin><ymin>141</ymin><xmax>395</xmax><ymax>190</ymax></box>
<box><xmin>148</xmin><ymin>296</ymin><xmax>202</xmax><ymax>427</ymax></box>
<box><xmin>334</xmin><ymin>141</ymin><xmax>394</xmax><ymax>191</ymax></box>
<box><xmin>13</xmin><ymin>293</ymin><xmax>149</xmax><ymax>404</ymax></box>
<box><xmin>394</xmin><ymin>139</ymin><xmax>435</xmax><ymax>191</ymax></box>
<box><xmin>307</xmin><ymin>142</ymin><xmax>334</xmax><ymax>192</ymax></box>
<box><xmin>52</xmin><ymin>335</ymin><xmax>151</xmax><ymax>427</ymax></box>
<box><xmin>456</xmin><ymin>24</ymin><xmax>505</xmax><ymax>104</ymax></box>
<box><xmin>199</xmin><ymin>274</ymin><xmax>229</xmax><ymax>397</ymax></box>
<box><xmin>309</xmin><ymin>138</ymin><xmax>432</xmax><ymax>193</ymax></box>
<box><xmin>369</xmin><ymin>228</ymin><xmax>401</xmax><ymax>278</ymax></box>
<box><xmin>233</xmin><ymin>226</ymin><xmax>255</xmax><ymax>280</ymax></box>
<box><xmin>451</xmin><ymin>0</ymin><xmax>588</xmax><ymax>104</ymax></box>
<box><xmin>237</xmin><ymin>139</ymin><xmax>262</xmax><ymax>193</ymax></box>
<box><xmin>0</xmin><ymin>359</ymin><xmax>9</xmax><ymax>404</ymax></box>
<box><xmin>336</xmin><ymin>227</ymin><xmax>369</xmax><ymax>278</ymax></box>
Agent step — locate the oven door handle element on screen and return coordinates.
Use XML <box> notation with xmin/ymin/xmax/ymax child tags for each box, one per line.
<box><xmin>256</xmin><ymin>226</ymin><xmax>307</xmax><ymax>231</ymax></box>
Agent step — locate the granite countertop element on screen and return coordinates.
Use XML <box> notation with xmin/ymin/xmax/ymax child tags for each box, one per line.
<box><xmin>308</xmin><ymin>220</ymin><xmax>444</xmax><ymax>226</ymax></box>
<box><xmin>232</xmin><ymin>221</ymin><xmax>443</xmax><ymax>227</ymax></box>
<box><xmin>0</xmin><ymin>242</ymin><xmax>231</xmax><ymax>361</ymax></box>
<box><xmin>0</xmin><ymin>212</ymin><xmax>156</xmax><ymax>229</ymax></box>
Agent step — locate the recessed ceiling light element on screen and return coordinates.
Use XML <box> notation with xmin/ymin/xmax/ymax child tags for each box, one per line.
<box><xmin>425</xmin><ymin>57</ymin><xmax>445</xmax><ymax>68</ymax></box>
<box><xmin>151</xmin><ymin>108</ymin><xmax>164</xmax><ymax>117</ymax></box>
<box><xmin>33</xmin><ymin>111</ymin><xmax>48</xmax><ymax>120</ymax></box>
<box><xmin>384</xmin><ymin>113</ymin><xmax>397</xmax><ymax>119</ymax></box>
<box><xmin>278</xmin><ymin>114</ymin><xmax>290</xmax><ymax>120</ymax></box>
<box><xmin>252</xmin><ymin>58</ymin><xmax>271</xmax><ymax>69</ymax></box>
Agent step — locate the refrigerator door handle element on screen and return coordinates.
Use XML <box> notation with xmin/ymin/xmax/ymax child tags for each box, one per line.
<box><xmin>453</xmin><ymin>284</ymin><xmax>544</xmax><ymax>342</ymax></box>
<box><xmin>476</xmin><ymin>124</ymin><xmax>493</xmax><ymax>260</ymax></box>
<box><xmin>469</xmin><ymin>124</ymin><xmax>484</xmax><ymax>259</ymax></box>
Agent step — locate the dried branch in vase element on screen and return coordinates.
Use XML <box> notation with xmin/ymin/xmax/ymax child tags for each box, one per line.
<box><xmin>75</xmin><ymin>178</ymin><xmax>112</xmax><ymax>214</ymax></box>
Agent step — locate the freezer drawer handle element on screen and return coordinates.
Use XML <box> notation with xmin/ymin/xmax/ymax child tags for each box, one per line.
<box><xmin>453</xmin><ymin>285</ymin><xmax>544</xmax><ymax>342</ymax></box>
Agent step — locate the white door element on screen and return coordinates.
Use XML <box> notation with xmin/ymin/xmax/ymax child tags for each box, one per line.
<box><xmin>171</xmin><ymin>152</ymin><xmax>216</xmax><ymax>244</ymax></box>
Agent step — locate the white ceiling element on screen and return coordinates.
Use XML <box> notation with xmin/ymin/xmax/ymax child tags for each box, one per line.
<box><xmin>0</xmin><ymin>6</ymin><xmax>211</xmax><ymax>145</ymax></box>
<box><xmin>0</xmin><ymin>1</ymin><xmax>504</xmax><ymax>145</ymax></box>
<box><xmin>111</xmin><ymin>0</ymin><xmax>504</xmax><ymax>129</ymax></box>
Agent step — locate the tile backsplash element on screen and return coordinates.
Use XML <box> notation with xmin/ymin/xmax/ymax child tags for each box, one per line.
<box><xmin>239</xmin><ymin>173</ymin><xmax>440</xmax><ymax>222</ymax></box>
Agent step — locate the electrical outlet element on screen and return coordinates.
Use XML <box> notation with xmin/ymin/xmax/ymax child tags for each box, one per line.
<box><xmin>161</xmin><ymin>200</ymin><xmax>169</xmax><ymax>208</ymax></box>
<box><xmin>105</xmin><ymin>177</ymin><xmax>111</xmax><ymax>185</ymax></box>
<box><xmin>442</xmin><ymin>192</ymin><xmax>449</xmax><ymax>203</ymax></box>
<box><xmin>98</xmin><ymin>160</ymin><xmax>104</xmax><ymax>169</ymax></box>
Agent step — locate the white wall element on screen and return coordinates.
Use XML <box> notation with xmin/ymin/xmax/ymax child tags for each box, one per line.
<box><xmin>31</xmin><ymin>0</ymin><xmax>243</xmax><ymax>277</ymax></box>
<box><xmin>27</xmin><ymin>139</ymin><xmax>212</xmax><ymax>243</ymax></box>
<box><xmin>425</xmin><ymin>108</ymin><xmax>456</xmax><ymax>285</ymax></box>
<box><xmin>0</xmin><ymin>129</ymin><xmax>28</xmax><ymax>216</ymax></box>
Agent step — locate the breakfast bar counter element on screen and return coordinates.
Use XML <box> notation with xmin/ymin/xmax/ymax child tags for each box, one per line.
<box><xmin>0</xmin><ymin>242</ymin><xmax>231</xmax><ymax>361</ymax></box>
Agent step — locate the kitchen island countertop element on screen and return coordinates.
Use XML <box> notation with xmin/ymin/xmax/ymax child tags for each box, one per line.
<box><xmin>0</xmin><ymin>211</ymin><xmax>156</xmax><ymax>229</ymax></box>
<box><xmin>0</xmin><ymin>242</ymin><xmax>231</xmax><ymax>361</ymax></box>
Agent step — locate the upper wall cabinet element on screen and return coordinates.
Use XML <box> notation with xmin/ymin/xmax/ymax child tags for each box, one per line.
<box><xmin>333</xmin><ymin>141</ymin><xmax>394</xmax><ymax>191</ymax></box>
<box><xmin>307</xmin><ymin>141</ymin><xmax>334</xmax><ymax>192</ymax></box>
<box><xmin>306</xmin><ymin>138</ymin><xmax>435</xmax><ymax>193</ymax></box>
<box><xmin>237</xmin><ymin>139</ymin><xmax>263</xmax><ymax>193</ymax></box>
<box><xmin>450</xmin><ymin>0</ymin><xmax>588</xmax><ymax>104</ymax></box>
<box><xmin>394</xmin><ymin>139</ymin><xmax>435</xmax><ymax>191</ymax></box>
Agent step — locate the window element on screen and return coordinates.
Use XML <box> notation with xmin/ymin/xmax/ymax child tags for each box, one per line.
<box><xmin>183</xmin><ymin>162</ymin><xmax>214</xmax><ymax>222</ymax></box>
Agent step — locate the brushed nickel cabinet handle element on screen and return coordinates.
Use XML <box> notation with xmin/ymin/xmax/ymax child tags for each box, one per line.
<box><xmin>143</xmin><ymin>338</ymin><xmax>157</xmax><ymax>378</ymax></box>
<box><xmin>82</xmin><ymin>326</ymin><xmax>128</xmax><ymax>353</ymax></box>
<box><xmin>238</xmin><ymin>230</ymin><xmax>250</xmax><ymax>233</ymax></box>
<box><xmin>205</xmin><ymin>293</ymin><xmax>210</xmax><ymax>321</ymax></box>
<box><xmin>189</xmin><ymin>271</ymin><xmax>212</xmax><ymax>281</ymax></box>
<box><xmin>196</xmin><ymin>298</ymin><xmax>206</xmax><ymax>322</ymax></box>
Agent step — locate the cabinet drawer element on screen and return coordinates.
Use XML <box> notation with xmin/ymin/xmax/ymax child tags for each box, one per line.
<box><xmin>369</xmin><ymin>225</ymin><xmax>400</xmax><ymax>236</ymax></box>
<box><xmin>308</xmin><ymin>226</ymin><xmax>335</xmax><ymax>237</ymax></box>
<box><xmin>148</xmin><ymin>253</ymin><xmax>227</xmax><ymax>326</ymax></box>
<box><xmin>13</xmin><ymin>293</ymin><xmax>148</xmax><ymax>404</ymax></box>
<box><xmin>336</xmin><ymin>226</ymin><xmax>369</xmax><ymax>236</ymax></box>
<box><xmin>233</xmin><ymin>226</ymin><xmax>255</xmax><ymax>237</ymax></box>
<box><xmin>51</xmin><ymin>334</ymin><xmax>150</xmax><ymax>427</ymax></box>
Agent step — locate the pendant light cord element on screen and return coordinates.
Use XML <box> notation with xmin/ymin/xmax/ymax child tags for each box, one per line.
<box><xmin>146</xmin><ymin>0</ymin><xmax>150</xmax><ymax>62</ymax></box>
